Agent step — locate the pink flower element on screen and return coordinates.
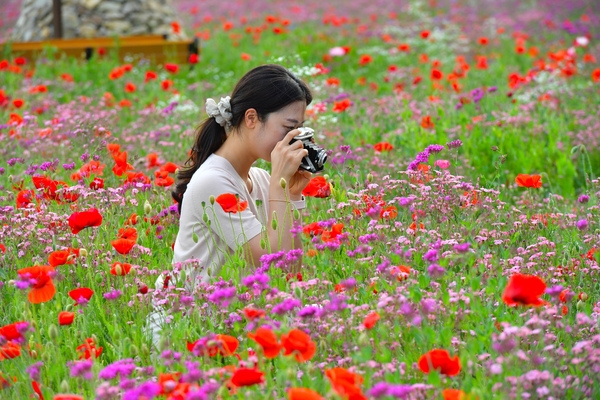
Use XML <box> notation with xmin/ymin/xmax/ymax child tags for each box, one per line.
<box><xmin>434</xmin><ymin>159</ymin><xmax>451</xmax><ymax>169</ymax></box>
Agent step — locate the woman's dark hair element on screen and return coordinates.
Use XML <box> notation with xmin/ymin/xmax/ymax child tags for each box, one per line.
<box><xmin>172</xmin><ymin>64</ymin><xmax>313</xmax><ymax>212</ymax></box>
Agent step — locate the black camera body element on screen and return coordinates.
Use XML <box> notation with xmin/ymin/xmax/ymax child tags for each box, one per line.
<box><xmin>290</xmin><ymin>127</ymin><xmax>327</xmax><ymax>173</ymax></box>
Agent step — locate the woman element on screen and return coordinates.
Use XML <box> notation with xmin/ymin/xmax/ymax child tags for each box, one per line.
<box><xmin>167</xmin><ymin>64</ymin><xmax>314</xmax><ymax>287</ymax></box>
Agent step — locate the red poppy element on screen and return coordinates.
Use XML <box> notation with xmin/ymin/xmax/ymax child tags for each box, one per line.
<box><xmin>165</xmin><ymin>63</ymin><xmax>179</xmax><ymax>74</ymax></box>
<box><xmin>321</xmin><ymin>223</ymin><xmax>344</xmax><ymax>243</ymax></box>
<box><xmin>111</xmin><ymin>151</ymin><xmax>134</xmax><ymax>176</ymax></box>
<box><xmin>17</xmin><ymin>265</ymin><xmax>56</xmax><ymax>304</ymax></box>
<box><xmin>303</xmin><ymin>221</ymin><xmax>324</xmax><ymax>237</ymax></box>
<box><xmin>0</xmin><ymin>321</ymin><xmax>27</xmax><ymax>341</ymax></box>
<box><xmin>145</xmin><ymin>70</ymin><xmax>158</xmax><ymax>82</ymax></box>
<box><xmin>110</xmin><ymin>262</ymin><xmax>132</xmax><ymax>276</ymax></box>
<box><xmin>54</xmin><ymin>395</ymin><xmax>85</xmax><ymax>400</ymax></box>
<box><xmin>189</xmin><ymin>53</ymin><xmax>199</xmax><ymax>64</ymax></box>
<box><xmin>592</xmin><ymin>68</ymin><xmax>600</xmax><ymax>82</ymax></box>
<box><xmin>0</xmin><ymin>244</ymin><xmax>5</xmax><ymax>253</ymax></box>
<box><xmin>69</xmin><ymin>287</ymin><xmax>94</xmax><ymax>305</ymax></box>
<box><xmin>243</xmin><ymin>307</ymin><xmax>266</xmax><ymax>320</ymax></box>
<box><xmin>281</xmin><ymin>329</ymin><xmax>316</xmax><ymax>362</ymax></box>
<box><xmin>111</xmin><ymin>238</ymin><xmax>136</xmax><ymax>255</ymax></box>
<box><xmin>374</xmin><ymin>142</ymin><xmax>393</xmax><ymax>152</ymax></box>
<box><xmin>33</xmin><ymin>176</ymin><xmax>77</xmax><ymax>203</ymax></box>
<box><xmin>124</xmin><ymin>82</ymin><xmax>136</xmax><ymax>93</ymax></box>
<box><xmin>71</xmin><ymin>160</ymin><xmax>106</xmax><ymax>181</ymax></box>
<box><xmin>420</xmin><ymin>30</ymin><xmax>430</xmax><ymax>39</ymax></box>
<box><xmin>430</xmin><ymin>69</ymin><xmax>443</xmax><ymax>80</ymax></box>
<box><xmin>231</xmin><ymin>367</ymin><xmax>264</xmax><ymax>387</ymax></box>
<box><xmin>68</xmin><ymin>208</ymin><xmax>103</xmax><ymax>234</ymax></box>
<box><xmin>0</xmin><ymin>341</ymin><xmax>21</xmax><ymax>361</ymax></box>
<box><xmin>358</xmin><ymin>54</ymin><xmax>373</xmax><ymax>66</ymax></box>
<box><xmin>418</xmin><ymin>349</ymin><xmax>461</xmax><ymax>376</ymax></box>
<box><xmin>421</xmin><ymin>115</ymin><xmax>434</xmax><ymax>129</ymax></box>
<box><xmin>155</xmin><ymin>170</ymin><xmax>175</xmax><ymax>187</ymax></box>
<box><xmin>89</xmin><ymin>177</ymin><xmax>104</xmax><ymax>190</ymax></box>
<box><xmin>442</xmin><ymin>389</ymin><xmax>468</xmax><ymax>400</ymax></box>
<box><xmin>390</xmin><ymin>265</ymin><xmax>411</xmax><ymax>281</ymax></box>
<box><xmin>363</xmin><ymin>312</ymin><xmax>380</xmax><ymax>329</ymax></box>
<box><xmin>332</xmin><ymin>98</ymin><xmax>352</xmax><ymax>113</ymax></box>
<box><xmin>288</xmin><ymin>388</ymin><xmax>323</xmax><ymax>400</ymax></box>
<box><xmin>398</xmin><ymin>43</ymin><xmax>410</xmax><ymax>52</ymax></box>
<box><xmin>302</xmin><ymin>176</ymin><xmax>331</xmax><ymax>198</ymax></box>
<box><xmin>77</xmin><ymin>338</ymin><xmax>103</xmax><ymax>359</ymax></box>
<box><xmin>12</xmin><ymin>99</ymin><xmax>24</xmax><ymax>108</ymax></box>
<box><xmin>118</xmin><ymin>227</ymin><xmax>138</xmax><ymax>241</ymax></box>
<box><xmin>58</xmin><ymin>311</ymin><xmax>75</xmax><ymax>326</ymax></box>
<box><xmin>0</xmin><ymin>372</ymin><xmax>16</xmax><ymax>389</ymax></box>
<box><xmin>502</xmin><ymin>273</ymin><xmax>546</xmax><ymax>307</ymax></box>
<box><xmin>325</xmin><ymin>368</ymin><xmax>365</xmax><ymax>399</ymax></box>
<box><xmin>215</xmin><ymin>193</ymin><xmax>248</xmax><ymax>213</ymax></box>
<box><xmin>379</xmin><ymin>205</ymin><xmax>398</xmax><ymax>219</ymax></box>
<box><xmin>515</xmin><ymin>174</ymin><xmax>542</xmax><ymax>188</ymax></box>
<box><xmin>16</xmin><ymin>189</ymin><xmax>36</xmax><ymax>209</ymax></box>
<box><xmin>248</xmin><ymin>327</ymin><xmax>282</xmax><ymax>358</ymax></box>
<box><xmin>187</xmin><ymin>334</ymin><xmax>239</xmax><ymax>357</ymax></box>
<box><xmin>49</xmin><ymin>248</ymin><xmax>79</xmax><ymax>267</ymax></box>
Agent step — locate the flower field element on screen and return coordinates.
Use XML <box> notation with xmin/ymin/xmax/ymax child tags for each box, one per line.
<box><xmin>1</xmin><ymin>0</ymin><xmax>600</xmax><ymax>399</ymax></box>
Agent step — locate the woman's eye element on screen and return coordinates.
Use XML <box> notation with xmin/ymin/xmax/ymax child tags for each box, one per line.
<box><xmin>285</xmin><ymin>127</ymin><xmax>295</xmax><ymax>132</ymax></box>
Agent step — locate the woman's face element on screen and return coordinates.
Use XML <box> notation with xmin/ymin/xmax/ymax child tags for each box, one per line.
<box><xmin>252</xmin><ymin>100</ymin><xmax>307</xmax><ymax>162</ymax></box>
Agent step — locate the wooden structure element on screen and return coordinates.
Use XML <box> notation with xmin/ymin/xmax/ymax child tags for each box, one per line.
<box><xmin>2</xmin><ymin>35</ymin><xmax>199</xmax><ymax>64</ymax></box>
<box><xmin>1</xmin><ymin>0</ymin><xmax>198</xmax><ymax>64</ymax></box>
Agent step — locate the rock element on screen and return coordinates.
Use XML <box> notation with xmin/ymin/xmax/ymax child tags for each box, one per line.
<box><xmin>82</xmin><ymin>0</ymin><xmax>102</xmax><ymax>9</ymax></box>
<box><xmin>10</xmin><ymin>0</ymin><xmax>186</xmax><ymax>41</ymax></box>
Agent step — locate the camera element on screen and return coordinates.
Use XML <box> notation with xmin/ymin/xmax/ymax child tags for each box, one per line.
<box><xmin>290</xmin><ymin>127</ymin><xmax>327</xmax><ymax>173</ymax></box>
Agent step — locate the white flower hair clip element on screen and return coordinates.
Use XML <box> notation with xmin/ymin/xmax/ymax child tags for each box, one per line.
<box><xmin>205</xmin><ymin>96</ymin><xmax>233</xmax><ymax>131</ymax></box>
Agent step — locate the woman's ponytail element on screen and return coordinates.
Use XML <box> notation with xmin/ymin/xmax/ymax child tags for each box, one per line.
<box><xmin>172</xmin><ymin>118</ymin><xmax>227</xmax><ymax>212</ymax></box>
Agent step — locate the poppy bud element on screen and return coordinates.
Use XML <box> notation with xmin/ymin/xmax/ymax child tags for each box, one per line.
<box><xmin>294</xmin><ymin>286</ymin><xmax>302</xmax><ymax>299</ymax></box>
<box><xmin>192</xmin><ymin>231</ymin><xmax>199</xmax><ymax>243</ymax></box>
<box><xmin>577</xmin><ymin>300</ymin><xmax>585</xmax><ymax>310</ymax></box>
<box><xmin>48</xmin><ymin>324</ymin><xmax>59</xmax><ymax>341</ymax></box>
<box><xmin>358</xmin><ymin>332</ymin><xmax>369</xmax><ymax>345</ymax></box>
<box><xmin>8</xmin><ymin>175</ymin><xmax>13</xmax><ymax>183</ymax></box>
<box><xmin>209</xmin><ymin>195</ymin><xmax>215</xmax><ymax>205</ymax></box>
<box><xmin>95</xmin><ymin>273</ymin><xmax>103</xmax><ymax>283</ymax></box>
<box><xmin>293</xmin><ymin>209</ymin><xmax>300</xmax><ymax>220</ymax></box>
<box><xmin>367</xmin><ymin>173</ymin><xmax>373</xmax><ymax>182</ymax></box>
<box><xmin>30</xmin><ymin>349</ymin><xmax>38</xmax><ymax>359</ymax></box>
<box><xmin>71</xmin><ymin>238</ymin><xmax>78</xmax><ymax>248</ymax></box>
<box><xmin>579</xmin><ymin>292</ymin><xmax>588</xmax><ymax>301</ymax></box>
<box><xmin>130</xmin><ymin>344</ymin><xmax>139</xmax><ymax>356</ymax></box>
<box><xmin>179</xmin><ymin>270</ymin><xmax>187</xmax><ymax>283</ymax></box>
<box><xmin>202</xmin><ymin>212</ymin><xmax>209</xmax><ymax>224</ymax></box>
<box><xmin>139</xmin><ymin>285</ymin><xmax>148</xmax><ymax>294</ymax></box>
<box><xmin>260</xmin><ymin>237</ymin><xmax>267</xmax><ymax>249</ymax></box>
<box><xmin>141</xmin><ymin>343</ymin><xmax>150</xmax><ymax>358</ymax></box>
<box><xmin>271</xmin><ymin>212</ymin><xmax>278</xmax><ymax>230</ymax></box>
<box><xmin>280</xmin><ymin>177</ymin><xmax>287</xmax><ymax>188</ymax></box>
<box><xmin>144</xmin><ymin>200</ymin><xmax>152</xmax><ymax>215</ymax></box>
<box><xmin>66</xmin><ymin>254</ymin><xmax>77</xmax><ymax>263</ymax></box>
<box><xmin>60</xmin><ymin>380</ymin><xmax>70</xmax><ymax>393</ymax></box>
<box><xmin>79</xmin><ymin>248</ymin><xmax>88</xmax><ymax>257</ymax></box>
<box><xmin>113</xmin><ymin>264</ymin><xmax>123</xmax><ymax>276</ymax></box>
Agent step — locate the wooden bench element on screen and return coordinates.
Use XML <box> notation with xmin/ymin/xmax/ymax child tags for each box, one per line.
<box><xmin>1</xmin><ymin>35</ymin><xmax>199</xmax><ymax>64</ymax></box>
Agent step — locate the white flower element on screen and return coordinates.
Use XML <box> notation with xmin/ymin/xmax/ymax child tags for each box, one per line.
<box><xmin>575</xmin><ymin>36</ymin><xmax>589</xmax><ymax>47</ymax></box>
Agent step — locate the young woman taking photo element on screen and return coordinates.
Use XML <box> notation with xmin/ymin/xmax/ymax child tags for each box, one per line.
<box><xmin>164</xmin><ymin>64</ymin><xmax>314</xmax><ymax>287</ymax></box>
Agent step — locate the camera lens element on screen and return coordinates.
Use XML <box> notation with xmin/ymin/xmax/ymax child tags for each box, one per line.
<box><xmin>316</xmin><ymin>149</ymin><xmax>327</xmax><ymax>168</ymax></box>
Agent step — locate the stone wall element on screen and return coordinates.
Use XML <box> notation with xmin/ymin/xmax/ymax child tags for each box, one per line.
<box><xmin>10</xmin><ymin>0</ymin><xmax>186</xmax><ymax>42</ymax></box>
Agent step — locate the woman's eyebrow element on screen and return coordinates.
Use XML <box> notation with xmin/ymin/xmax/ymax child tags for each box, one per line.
<box><xmin>286</xmin><ymin>118</ymin><xmax>305</xmax><ymax>124</ymax></box>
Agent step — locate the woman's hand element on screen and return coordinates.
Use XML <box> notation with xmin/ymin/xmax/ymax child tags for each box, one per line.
<box><xmin>270</xmin><ymin>129</ymin><xmax>310</xmax><ymax>190</ymax></box>
<box><xmin>288</xmin><ymin>169</ymin><xmax>312</xmax><ymax>199</ymax></box>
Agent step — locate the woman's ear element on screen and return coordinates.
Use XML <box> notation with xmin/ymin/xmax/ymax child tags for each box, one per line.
<box><xmin>244</xmin><ymin>108</ymin><xmax>258</xmax><ymax>129</ymax></box>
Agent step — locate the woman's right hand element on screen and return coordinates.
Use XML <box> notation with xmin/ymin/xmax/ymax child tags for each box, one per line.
<box><xmin>270</xmin><ymin>129</ymin><xmax>309</xmax><ymax>185</ymax></box>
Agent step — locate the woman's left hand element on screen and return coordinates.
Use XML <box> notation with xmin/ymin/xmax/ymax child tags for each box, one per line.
<box><xmin>288</xmin><ymin>169</ymin><xmax>312</xmax><ymax>199</ymax></box>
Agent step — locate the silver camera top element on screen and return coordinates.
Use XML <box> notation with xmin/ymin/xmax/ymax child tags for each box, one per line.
<box><xmin>294</xmin><ymin>127</ymin><xmax>315</xmax><ymax>140</ymax></box>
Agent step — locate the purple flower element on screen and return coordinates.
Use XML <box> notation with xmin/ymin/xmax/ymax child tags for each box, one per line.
<box><xmin>446</xmin><ymin>139</ymin><xmax>463</xmax><ymax>149</ymax></box>
<box><xmin>272</xmin><ymin>298</ymin><xmax>302</xmax><ymax>315</ymax></box>
<box><xmin>103</xmin><ymin>289</ymin><xmax>122</xmax><ymax>300</ymax></box>
<box><xmin>68</xmin><ymin>359</ymin><xmax>94</xmax><ymax>380</ymax></box>
<box><xmin>545</xmin><ymin>285</ymin><xmax>564</xmax><ymax>298</ymax></box>
<box><xmin>340</xmin><ymin>277</ymin><xmax>357</xmax><ymax>289</ymax></box>
<box><xmin>454</xmin><ymin>242</ymin><xmax>471</xmax><ymax>253</ymax></box>
<box><xmin>26</xmin><ymin>361</ymin><xmax>43</xmax><ymax>381</ymax></box>
<box><xmin>123</xmin><ymin>381</ymin><xmax>161</xmax><ymax>400</ymax></box>
<box><xmin>298</xmin><ymin>306</ymin><xmax>321</xmax><ymax>318</ymax></box>
<box><xmin>326</xmin><ymin>292</ymin><xmax>348</xmax><ymax>313</ymax></box>
<box><xmin>99</xmin><ymin>359</ymin><xmax>137</xmax><ymax>380</ymax></box>
<box><xmin>62</xmin><ymin>162</ymin><xmax>76</xmax><ymax>170</ymax></box>
<box><xmin>425</xmin><ymin>144</ymin><xmax>444</xmax><ymax>153</ymax></box>
<box><xmin>422</xmin><ymin>249</ymin><xmax>439</xmax><ymax>262</ymax></box>
<box><xmin>427</xmin><ymin>263</ymin><xmax>446</xmax><ymax>278</ymax></box>
<box><xmin>208</xmin><ymin>287</ymin><xmax>237</xmax><ymax>307</ymax></box>
<box><xmin>577</xmin><ymin>195</ymin><xmax>589</xmax><ymax>203</ymax></box>
<box><xmin>576</xmin><ymin>219</ymin><xmax>588</xmax><ymax>230</ymax></box>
